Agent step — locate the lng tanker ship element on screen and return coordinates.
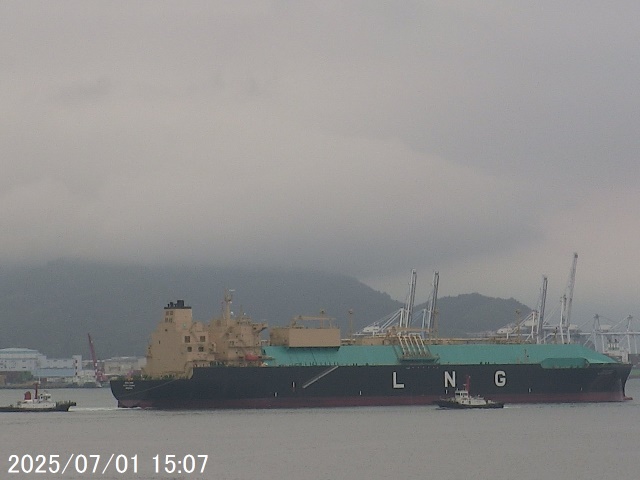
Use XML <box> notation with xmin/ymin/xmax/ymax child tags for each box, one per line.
<box><xmin>110</xmin><ymin>291</ymin><xmax>631</xmax><ymax>409</ymax></box>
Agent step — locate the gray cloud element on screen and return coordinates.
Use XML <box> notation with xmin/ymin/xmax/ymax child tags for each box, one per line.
<box><xmin>2</xmin><ymin>1</ymin><xmax>639</xmax><ymax>323</ymax></box>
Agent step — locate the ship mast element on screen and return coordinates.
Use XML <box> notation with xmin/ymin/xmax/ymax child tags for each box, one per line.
<box><xmin>223</xmin><ymin>288</ymin><xmax>234</xmax><ymax>322</ymax></box>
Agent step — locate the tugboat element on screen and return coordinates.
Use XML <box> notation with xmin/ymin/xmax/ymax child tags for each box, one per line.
<box><xmin>0</xmin><ymin>385</ymin><xmax>76</xmax><ymax>412</ymax></box>
<box><xmin>435</xmin><ymin>376</ymin><xmax>504</xmax><ymax>409</ymax></box>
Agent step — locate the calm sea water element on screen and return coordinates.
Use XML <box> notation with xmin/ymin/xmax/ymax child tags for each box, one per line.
<box><xmin>1</xmin><ymin>380</ymin><xmax>639</xmax><ymax>480</ymax></box>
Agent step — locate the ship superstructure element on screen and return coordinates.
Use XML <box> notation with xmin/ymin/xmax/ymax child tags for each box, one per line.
<box><xmin>144</xmin><ymin>293</ymin><xmax>266</xmax><ymax>378</ymax></box>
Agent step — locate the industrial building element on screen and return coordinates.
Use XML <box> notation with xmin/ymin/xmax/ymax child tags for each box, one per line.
<box><xmin>0</xmin><ymin>348</ymin><xmax>87</xmax><ymax>385</ymax></box>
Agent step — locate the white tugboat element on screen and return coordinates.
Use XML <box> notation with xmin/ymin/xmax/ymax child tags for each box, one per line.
<box><xmin>0</xmin><ymin>385</ymin><xmax>76</xmax><ymax>412</ymax></box>
<box><xmin>435</xmin><ymin>376</ymin><xmax>504</xmax><ymax>409</ymax></box>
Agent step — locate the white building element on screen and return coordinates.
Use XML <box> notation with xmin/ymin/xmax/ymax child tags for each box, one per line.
<box><xmin>0</xmin><ymin>348</ymin><xmax>42</xmax><ymax>372</ymax></box>
<box><xmin>0</xmin><ymin>348</ymin><xmax>83</xmax><ymax>382</ymax></box>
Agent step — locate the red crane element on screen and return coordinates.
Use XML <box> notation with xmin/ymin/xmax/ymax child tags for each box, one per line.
<box><xmin>87</xmin><ymin>333</ymin><xmax>107</xmax><ymax>384</ymax></box>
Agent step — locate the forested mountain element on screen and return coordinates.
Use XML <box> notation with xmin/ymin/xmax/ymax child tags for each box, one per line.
<box><xmin>0</xmin><ymin>260</ymin><xmax>530</xmax><ymax>358</ymax></box>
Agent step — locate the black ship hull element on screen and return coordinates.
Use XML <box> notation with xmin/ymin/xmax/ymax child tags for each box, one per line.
<box><xmin>111</xmin><ymin>362</ymin><xmax>631</xmax><ymax>409</ymax></box>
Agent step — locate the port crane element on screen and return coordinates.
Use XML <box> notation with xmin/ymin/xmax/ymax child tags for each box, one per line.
<box><xmin>559</xmin><ymin>252</ymin><xmax>578</xmax><ymax>343</ymax></box>
<box><xmin>399</xmin><ymin>269</ymin><xmax>417</xmax><ymax>329</ymax></box>
<box><xmin>495</xmin><ymin>274</ymin><xmax>547</xmax><ymax>343</ymax></box>
<box><xmin>87</xmin><ymin>333</ymin><xmax>107</xmax><ymax>386</ymax></box>
<box><xmin>421</xmin><ymin>271</ymin><xmax>439</xmax><ymax>336</ymax></box>
<box><xmin>496</xmin><ymin>254</ymin><xmax>578</xmax><ymax>344</ymax></box>
<box><xmin>579</xmin><ymin>314</ymin><xmax>640</xmax><ymax>361</ymax></box>
<box><xmin>358</xmin><ymin>269</ymin><xmax>439</xmax><ymax>338</ymax></box>
<box><xmin>535</xmin><ymin>275</ymin><xmax>548</xmax><ymax>343</ymax></box>
<box><xmin>537</xmin><ymin>253</ymin><xmax>577</xmax><ymax>343</ymax></box>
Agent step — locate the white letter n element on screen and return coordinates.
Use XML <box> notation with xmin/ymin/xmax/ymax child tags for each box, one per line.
<box><xmin>444</xmin><ymin>371</ymin><xmax>456</xmax><ymax>388</ymax></box>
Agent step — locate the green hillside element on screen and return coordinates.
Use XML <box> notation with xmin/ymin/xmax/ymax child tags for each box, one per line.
<box><xmin>0</xmin><ymin>260</ymin><xmax>531</xmax><ymax>358</ymax></box>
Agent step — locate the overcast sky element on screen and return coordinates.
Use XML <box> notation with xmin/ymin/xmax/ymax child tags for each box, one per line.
<box><xmin>2</xmin><ymin>1</ymin><xmax>639</xmax><ymax>325</ymax></box>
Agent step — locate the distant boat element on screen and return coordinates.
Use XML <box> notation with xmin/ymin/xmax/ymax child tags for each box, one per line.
<box><xmin>0</xmin><ymin>385</ymin><xmax>76</xmax><ymax>412</ymax></box>
<box><xmin>435</xmin><ymin>376</ymin><xmax>504</xmax><ymax>409</ymax></box>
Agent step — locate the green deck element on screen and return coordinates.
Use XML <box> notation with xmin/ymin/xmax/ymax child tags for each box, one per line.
<box><xmin>262</xmin><ymin>343</ymin><xmax>618</xmax><ymax>367</ymax></box>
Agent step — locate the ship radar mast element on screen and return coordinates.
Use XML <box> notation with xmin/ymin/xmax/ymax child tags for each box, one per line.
<box><xmin>223</xmin><ymin>288</ymin><xmax>235</xmax><ymax>321</ymax></box>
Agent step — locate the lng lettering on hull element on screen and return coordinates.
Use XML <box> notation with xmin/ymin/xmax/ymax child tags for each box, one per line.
<box><xmin>396</xmin><ymin>370</ymin><xmax>507</xmax><ymax>389</ymax></box>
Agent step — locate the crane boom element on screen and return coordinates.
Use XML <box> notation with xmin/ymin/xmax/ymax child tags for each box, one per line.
<box><xmin>87</xmin><ymin>333</ymin><xmax>106</xmax><ymax>384</ymax></box>
<box><xmin>401</xmin><ymin>270</ymin><xmax>417</xmax><ymax>329</ymax></box>
<box><xmin>425</xmin><ymin>271</ymin><xmax>439</xmax><ymax>337</ymax></box>
<box><xmin>536</xmin><ymin>275</ymin><xmax>548</xmax><ymax>344</ymax></box>
<box><xmin>561</xmin><ymin>253</ymin><xmax>578</xmax><ymax>343</ymax></box>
